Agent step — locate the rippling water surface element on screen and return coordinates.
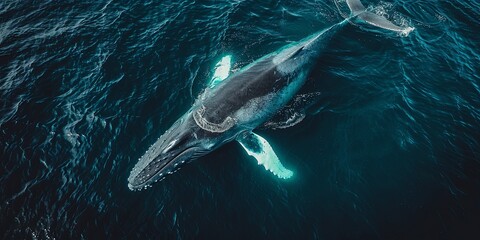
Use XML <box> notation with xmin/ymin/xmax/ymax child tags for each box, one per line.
<box><xmin>1</xmin><ymin>0</ymin><xmax>479</xmax><ymax>239</ymax></box>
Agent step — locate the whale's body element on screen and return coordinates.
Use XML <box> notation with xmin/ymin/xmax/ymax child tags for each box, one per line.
<box><xmin>127</xmin><ymin>0</ymin><xmax>413</xmax><ymax>191</ymax></box>
<box><xmin>198</xmin><ymin>24</ymin><xmax>340</xmax><ymax>133</ymax></box>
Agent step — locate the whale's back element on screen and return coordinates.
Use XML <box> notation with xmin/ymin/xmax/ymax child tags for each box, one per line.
<box><xmin>200</xmin><ymin>55</ymin><xmax>288</xmax><ymax>127</ymax></box>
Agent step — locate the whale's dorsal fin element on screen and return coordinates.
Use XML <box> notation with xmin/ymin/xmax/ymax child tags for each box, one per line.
<box><xmin>290</xmin><ymin>46</ymin><xmax>304</xmax><ymax>59</ymax></box>
<box><xmin>272</xmin><ymin>45</ymin><xmax>305</xmax><ymax>65</ymax></box>
<box><xmin>209</xmin><ymin>55</ymin><xmax>232</xmax><ymax>88</ymax></box>
<box><xmin>237</xmin><ymin>132</ymin><xmax>294</xmax><ymax>179</ymax></box>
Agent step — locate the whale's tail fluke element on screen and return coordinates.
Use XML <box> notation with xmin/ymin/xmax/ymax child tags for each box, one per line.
<box><xmin>344</xmin><ymin>0</ymin><xmax>414</xmax><ymax>35</ymax></box>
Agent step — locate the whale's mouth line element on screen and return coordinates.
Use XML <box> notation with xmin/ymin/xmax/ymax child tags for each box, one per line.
<box><xmin>130</xmin><ymin>146</ymin><xmax>197</xmax><ymax>189</ymax></box>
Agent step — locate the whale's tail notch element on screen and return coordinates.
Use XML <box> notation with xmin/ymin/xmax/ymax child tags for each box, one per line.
<box><xmin>345</xmin><ymin>0</ymin><xmax>414</xmax><ymax>35</ymax></box>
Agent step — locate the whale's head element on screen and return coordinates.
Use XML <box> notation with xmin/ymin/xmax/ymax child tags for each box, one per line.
<box><xmin>127</xmin><ymin>114</ymin><xmax>225</xmax><ymax>191</ymax></box>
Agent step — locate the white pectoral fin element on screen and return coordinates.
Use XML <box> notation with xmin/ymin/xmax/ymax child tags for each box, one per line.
<box><xmin>237</xmin><ymin>132</ymin><xmax>294</xmax><ymax>179</ymax></box>
<box><xmin>209</xmin><ymin>55</ymin><xmax>232</xmax><ymax>88</ymax></box>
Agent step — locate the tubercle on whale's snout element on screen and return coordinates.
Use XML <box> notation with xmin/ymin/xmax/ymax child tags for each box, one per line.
<box><xmin>128</xmin><ymin>162</ymin><xmax>187</xmax><ymax>191</ymax></box>
<box><xmin>127</xmin><ymin>146</ymin><xmax>200</xmax><ymax>191</ymax></box>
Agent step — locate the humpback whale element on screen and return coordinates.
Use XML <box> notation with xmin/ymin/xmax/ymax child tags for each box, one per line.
<box><xmin>127</xmin><ymin>0</ymin><xmax>413</xmax><ymax>190</ymax></box>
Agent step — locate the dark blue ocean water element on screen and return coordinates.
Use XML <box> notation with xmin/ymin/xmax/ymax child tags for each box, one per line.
<box><xmin>1</xmin><ymin>0</ymin><xmax>479</xmax><ymax>239</ymax></box>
